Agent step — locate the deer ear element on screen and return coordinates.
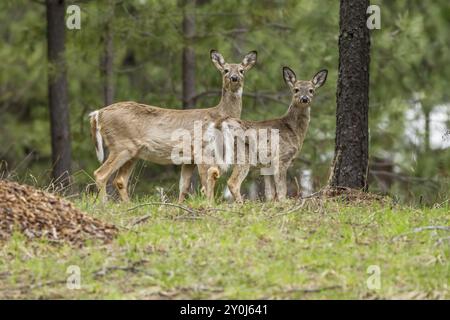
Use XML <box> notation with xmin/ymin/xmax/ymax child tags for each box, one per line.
<box><xmin>210</xmin><ymin>50</ymin><xmax>225</xmax><ymax>71</ymax></box>
<box><xmin>283</xmin><ymin>67</ymin><xmax>296</xmax><ymax>89</ymax></box>
<box><xmin>312</xmin><ymin>69</ymin><xmax>328</xmax><ymax>89</ymax></box>
<box><xmin>241</xmin><ymin>51</ymin><xmax>257</xmax><ymax>71</ymax></box>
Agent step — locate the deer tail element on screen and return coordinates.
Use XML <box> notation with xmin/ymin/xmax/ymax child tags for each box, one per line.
<box><xmin>89</xmin><ymin>111</ymin><xmax>105</xmax><ymax>163</ymax></box>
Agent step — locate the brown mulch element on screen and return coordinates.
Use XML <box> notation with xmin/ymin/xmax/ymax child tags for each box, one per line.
<box><xmin>0</xmin><ymin>180</ymin><xmax>118</xmax><ymax>246</ymax></box>
<box><xmin>309</xmin><ymin>186</ymin><xmax>389</xmax><ymax>204</ymax></box>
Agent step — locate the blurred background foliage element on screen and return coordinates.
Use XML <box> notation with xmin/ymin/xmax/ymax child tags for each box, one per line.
<box><xmin>0</xmin><ymin>0</ymin><xmax>449</xmax><ymax>204</ymax></box>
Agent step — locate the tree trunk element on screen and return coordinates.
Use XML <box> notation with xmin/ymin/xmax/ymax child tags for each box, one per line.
<box><xmin>100</xmin><ymin>1</ymin><xmax>115</xmax><ymax>106</ymax></box>
<box><xmin>423</xmin><ymin>106</ymin><xmax>431</xmax><ymax>152</ymax></box>
<box><xmin>46</xmin><ymin>0</ymin><xmax>71</xmax><ymax>185</ymax></box>
<box><xmin>181</xmin><ymin>0</ymin><xmax>196</xmax><ymax>109</ymax></box>
<box><xmin>329</xmin><ymin>0</ymin><xmax>370</xmax><ymax>190</ymax></box>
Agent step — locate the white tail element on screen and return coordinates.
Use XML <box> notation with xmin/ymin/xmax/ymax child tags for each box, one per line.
<box><xmin>89</xmin><ymin>111</ymin><xmax>104</xmax><ymax>163</ymax></box>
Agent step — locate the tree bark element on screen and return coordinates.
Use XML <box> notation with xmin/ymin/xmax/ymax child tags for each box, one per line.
<box><xmin>100</xmin><ymin>1</ymin><xmax>115</xmax><ymax>106</ymax></box>
<box><xmin>181</xmin><ymin>0</ymin><xmax>196</xmax><ymax>109</ymax></box>
<box><xmin>46</xmin><ymin>0</ymin><xmax>71</xmax><ymax>184</ymax></box>
<box><xmin>329</xmin><ymin>0</ymin><xmax>371</xmax><ymax>190</ymax></box>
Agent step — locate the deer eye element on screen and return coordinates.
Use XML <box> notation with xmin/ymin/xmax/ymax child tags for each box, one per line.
<box><xmin>239</xmin><ymin>69</ymin><xmax>244</xmax><ymax>74</ymax></box>
<box><xmin>224</xmin><ymin>69</ymin><xmax>229</xmax><ymax>74</ymax></box>
<box><xmin>309</xmin><ymin>89</ymin><xmax>314</xmax><ymax>94</ymax></box>
<box><xmin>294</xmin><ymin>88</ymin><xmax>300</xmax><ymax>93</ymax></box>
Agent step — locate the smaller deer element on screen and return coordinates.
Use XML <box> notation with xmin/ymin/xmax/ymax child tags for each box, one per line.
<box><xmin>205</xmin><ymin>67</ymin><xmax>328</xmax><ymax>202</ymax></box>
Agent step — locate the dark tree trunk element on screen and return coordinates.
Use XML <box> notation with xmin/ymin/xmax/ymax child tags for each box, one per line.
<box><xmin>100</xmin><ymin>1</ymin><xmax>115</xmax><ymax>106</ymax></box>
<box><xmin>46</xmin><ymin>0</ymin><xmax>71</xmax><ymax>185</ymax></box>
<box><xmin>181</xmin><ymin>0</ymin><xmax>196</xmax><ymax>109</ymax></box>
<box><xmin>329</xmin><ymin>0</ymin><xmax>371</xmax><ymax>190</ymax></box>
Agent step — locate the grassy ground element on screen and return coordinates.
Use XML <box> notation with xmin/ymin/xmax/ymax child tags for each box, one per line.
<box><xmin>0</xmin><ymin>195</ymin><xmax>449</xmax><ymax>299</ymax></box>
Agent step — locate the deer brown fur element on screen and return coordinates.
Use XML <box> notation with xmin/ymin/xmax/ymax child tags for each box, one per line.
<box><xmin>205</xmin><ymin>67</ymin><xmax>327</xmax><ymax>203</ymax></box>
<box><xmin>89</xmin><ymin>50</ymin><xmax>257</xmax><ymax>202</ymax></box>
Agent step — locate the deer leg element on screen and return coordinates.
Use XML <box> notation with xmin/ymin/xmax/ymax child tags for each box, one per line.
<box><xmin>113</xmin><ymin>159</ymin><xmax>137</xmax><ymax>202</ymax></box>
<box><xmin>94</xmin><ymin>151</ymin><xmax>132</xmax><ymax>203</ymax></box>
<box><xmin>227</xmin><ymin>164</ymin><xmax>250</xmax><ymax>203</ymax></box>
<box><xmin>274</xmin><ymin>169</ymin><xmax>288</xmax><ymax>201</ymax></box>
<box><xmin>178</xmin><ymin>164</ymin><xmax>195</xmax><ymax>203</ymax></box>
<box><xmin>206</xmin><ymin>166</ymin><xmax>220</xmax><ymax>203</ymax></box>
<box><xmin>264</xmin><ymin>175</ymin><xmax>276</xmax><ymax>201</ymax></box>
<box><xmin>197</xmin><ymin>164</ymin><xmax>210</xmax><ymax>195</ymax></box>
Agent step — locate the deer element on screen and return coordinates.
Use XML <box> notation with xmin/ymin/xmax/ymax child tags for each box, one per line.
<box><xmin>89</xmin><ymin>50</ymin><xmax>257</xmax><ymax>203</ymax></box>
<box><xmin>204</xmin><ymin>67</ymin><xmax>328</xmax><ymax>203</ymax></box>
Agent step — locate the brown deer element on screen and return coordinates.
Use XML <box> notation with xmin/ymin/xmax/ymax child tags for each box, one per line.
<box><xmin>89</xmin><ymin>50</ymin><xmax>257</xmax><ymax>203</ymax></box>
<box><xmin>204</xmin><ymin>67</ymin><xmax>327</xmax><ymax>202</ymax></box>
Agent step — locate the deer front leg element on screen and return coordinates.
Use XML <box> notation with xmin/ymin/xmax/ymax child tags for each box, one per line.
<box><xmin>227</xmin><ymin>164</ymin><xmax>250</xmax><ymax>203</ymax></box>
<box><xmin>274</xmin><ymin>168</ymin><xmax>288</xmax><ymax>201</ymax></box>
<box><xmin>178</xmin><ymin>164</ymin><xmax>195</xmax><ymax>203</ymax></box>
<box><xmin>197</xmin><ymin>164</ymin><xmax>210</xmax><ymax>195</ymax></box>
<box><xmin>264</xmin><ymin>175</ymin><xmax>276</xmax><ymax>201</ymax></box>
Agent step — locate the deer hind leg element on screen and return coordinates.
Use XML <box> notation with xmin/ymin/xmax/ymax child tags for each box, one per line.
<box><xmin>274</xmin><ymin>168</ymin><xmax>288</xmax><ymax>201</ymax></box>
<box><xmin>94</xmin><ymin>150</ymin><xmax>133</xmax><ymax>203</ymax></box>
<box><xmin>264</xmin><ymin>175</ymin><xmax>276</xmax><ymax>201</ymax></box>
<box><xmin>178</xmin><ymin>164</ymin><xmax>195</xmax><ymax>203</ymax></box>
<box><xmin>206</xmin><ymin>166</ymin><xmax>220</xmax><ymax>204</ymax></box>
<box><xmin>227</xmin><ymin>164</ymin><xmax>250</xmax><ymax>203</ymax></box>
<box><xmin>113</xmin><ymin>159</ymin><xmax>137</xmax><ymax>202</ymax></box>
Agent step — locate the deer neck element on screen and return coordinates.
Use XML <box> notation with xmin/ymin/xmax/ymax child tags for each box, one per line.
<box><xmin>217</xmin><ymin>87</ymin><xmax>243</xmax><ymax>118</ymax></box>
<box><xmin>283</xmin><ymin>101</ymin><xmax>311</xmax><ymax>139</ymax></box>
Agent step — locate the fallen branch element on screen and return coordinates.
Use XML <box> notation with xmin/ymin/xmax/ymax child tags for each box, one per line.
<box><xmin>266</xmin><ymin>199</ymin><xmax>307</xmax><ymax>219</ymax></box>
<box><xmin>128</xmin><ymin>202</ymin><xmax>200</xmax><ymax>226</ymax></box>
<box><xmin>127</xmin><ymin>202</ymin><xmax>197</xmax><ymax>215</ymax></box>
<box><xmin>130</xmin><ymin>214</ymin><xmax>153</xmax><ymax>226</ymax></box>
<box><xmin>273</xmin><ymin>285</ymin><xmax>341</xmax><ymax>295</ymax></box>
<box><xmin>1</xmin><ymin>279</ymin><xmax>66</xmax><ymax>293</ymax></box>
<box><xmin>205</xmin><ymin>207</ymin><xmax>244</xmax><ymax>215</ymax></box>
<box><xmin>93</xmin><ymin>259</ymin><xmax>150</xmax><ymax>278</ymax></box>
<box><xmin>393</xmin><ymin>225</ymin><xmax>450</xmax><ymax>241</ymax></box>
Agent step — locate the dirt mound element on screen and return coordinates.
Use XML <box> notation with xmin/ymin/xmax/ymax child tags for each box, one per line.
<box><xmin>0</xmin><ymin>180</ymin><xmax>118</xmax><ymax>245</ymax></box>
<box><xmin>310</xmin><ymin>186</ymin><xmax>390</xmax><ymax>204</ymax></box>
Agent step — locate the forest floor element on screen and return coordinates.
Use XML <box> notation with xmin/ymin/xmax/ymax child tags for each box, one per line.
<box><xmin>0</xmin><ymin>194</ymin><xmax>449</xmax><ymax>299</ymax></box>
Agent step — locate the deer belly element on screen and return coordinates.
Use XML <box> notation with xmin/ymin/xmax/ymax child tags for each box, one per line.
<box><xmin>137</xmin><ymin>137</ymin><xmax>194</xmax><ymax>165</ymax></box>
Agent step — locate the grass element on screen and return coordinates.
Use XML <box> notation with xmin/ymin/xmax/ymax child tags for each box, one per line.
<box><xmin>0</xmin><ymin>194</ymin><xmax>449</xmax><ymax>299</ymax></box>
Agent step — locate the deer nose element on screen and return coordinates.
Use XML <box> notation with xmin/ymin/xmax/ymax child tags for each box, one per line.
<box><xmin>230</xmin><ymin>75</ymin><xmax>239</xmax><ymax>82</ymax></box>
<box><xmin>301</xmin><ymin>96</ymin><xmax>310</xmax><ymax>104</ymax></box>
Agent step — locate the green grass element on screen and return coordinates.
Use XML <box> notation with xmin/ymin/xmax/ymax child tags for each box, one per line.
<box><xmin>0</xmin><ymin>195</ymin><xmax>449</xmax><ymax>299</ymax></box>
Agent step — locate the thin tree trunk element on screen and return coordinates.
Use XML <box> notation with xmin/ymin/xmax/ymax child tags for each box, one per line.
<box><xmin>423</xmin><ymin>107</ymin><xmax>431</xmax><ymax>152</ymax></box>
<box><xmin>100</xmin><ymin>1</ymin><xmax>115</xmax><ymax>106</ymax></box>
<box><xmin>181</xmin><ymin>0</ymin><xmax>196</xmax><ymax>109</ymax></box>
<box><xmin>46</xmin><ymin>0</ymin><xmax>71</xmax><ymax>185</ymax></box>
<box><xmin>329</xmin><ymin>0</ymin><xmax>370</xmax><ymax>190</ymax></box>
<box><xmin>179</xmin><ymin>0</ymin><xmax>198</xmax><ymax>192</ymax></box>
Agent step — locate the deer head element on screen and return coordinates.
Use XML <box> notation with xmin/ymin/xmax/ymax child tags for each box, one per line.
<box><xmin>283</xmin><ymin>67</ymin><xmax>328</xmax><ymax>105</ymax></box>
<box><xmin>210</xmin><ymin>50</ymin><xmax>257</xmax><ymax>93</ymax></box>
